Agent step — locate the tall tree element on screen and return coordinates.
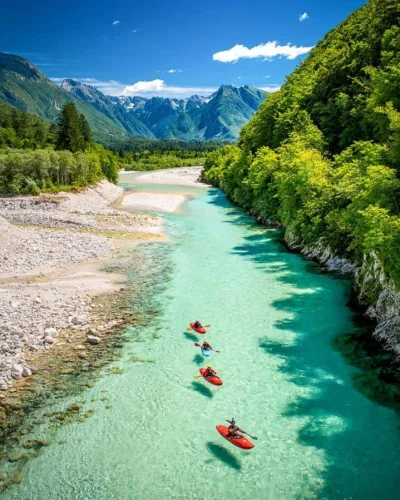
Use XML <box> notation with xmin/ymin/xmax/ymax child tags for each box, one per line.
<box><xmin>79</xmin><ymin>113</ymin><xmax>92</xmax><ymax>149</ymax></box>
<box><xmin>56</xmin><ymin>103</ymin><xmax>84</xmax><ymax>152</ymax></box>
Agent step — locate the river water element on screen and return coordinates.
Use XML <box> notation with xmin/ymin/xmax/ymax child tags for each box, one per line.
<box><xmin>3</xmin><ymin>181</ymin><xmax>400</xmax><ymax>499</ymax></box>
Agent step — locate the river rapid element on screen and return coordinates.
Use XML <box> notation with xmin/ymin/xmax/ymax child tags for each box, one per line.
<box><xmin>2</xmin><ymin>177</ymin><xmax>400</xmax><ymax>499</ymax></box>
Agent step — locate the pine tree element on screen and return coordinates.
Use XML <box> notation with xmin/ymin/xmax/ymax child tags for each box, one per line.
<box><xmin>56</xmin><ymin>103</ymin><xmax>84</xmax><ymax>152</ymax></box>
<box><xmin>79</xmin><ymin>113</ymin><xmax>92</xmax><ymax>149</ymax></box>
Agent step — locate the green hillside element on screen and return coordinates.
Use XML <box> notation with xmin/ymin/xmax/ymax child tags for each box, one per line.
<box><xmin>0</xmin><ymin>53</ymin><xmax>130</xmax><ymax>142</ymax></box>
<box><xmin>203</xmin><ymin>0</ymin><xmax>400</xmax><ymax>290</ymax></box>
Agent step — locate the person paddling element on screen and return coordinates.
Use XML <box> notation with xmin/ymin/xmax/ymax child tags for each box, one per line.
<box><xmin>204</xmin><ymin>365</ymin><xmax>218</xmax><ymax>378</ymax></box>
<box><xmin>193</xmin><ymin>320</ymin><xmax>202</xmax><ymax>329</ymax></box>
<box><xmin>202</xmin><ymin>339</ymin><xmax>212</xmax><ymax>351</ymax></box>
<box><xmin>227</xmin><ymin>418</ymin><xmax>242</xmax><ymax>439</ymax></box>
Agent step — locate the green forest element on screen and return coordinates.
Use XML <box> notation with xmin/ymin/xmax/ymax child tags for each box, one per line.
<box><xmin>0</xmin><ymin>102</ymin><xmax>210</xmax><ymax>194</ymax></box>
<box><xmin>203</xmin><ymin>0</ymin><xmax>400</xmax><ymax>290</ymax></box>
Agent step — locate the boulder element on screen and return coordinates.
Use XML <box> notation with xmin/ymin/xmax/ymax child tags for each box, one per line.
<box><xmin>44</xmin><ymin>327</ymin><xmax>57</xmax><ymax>337</ymax></box>
<box><xmin>69</xmin><ymin>316</ymin><xmax>80</xmax><ymax>325</ymax></box>
<box><xmin>22</xmin><ymin>367</ymin><xmax>32</xmax><ymax>377</ymax></box>
<box><xmin>86</xmin><ymin>335</ymin><xmax>101</xmax><ymax>345</ymax></box>
<box><xmin>11</xmin><ymin>364</ymin><xmax>24</xmax><ymax>379</ymax></box>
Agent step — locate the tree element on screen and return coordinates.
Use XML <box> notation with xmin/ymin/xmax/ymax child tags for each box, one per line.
<box><xmin>79</xmin><ymin>113</ymin><xmax>92</xmax><ymax>149</ymax></box>
<box><xmin>56</xmin><ymin>103</ymin><xmax>84</xmax><ymax>152</ymax></box>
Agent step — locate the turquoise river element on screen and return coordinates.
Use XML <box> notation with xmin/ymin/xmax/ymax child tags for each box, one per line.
<box><xmin>3</xmin><ymin>175</ymin><xmax>400</xmax><ymax>499</ymax></box>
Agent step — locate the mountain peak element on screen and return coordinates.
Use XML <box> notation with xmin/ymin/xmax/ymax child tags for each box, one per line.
<box><xmin>0</xmin><ymin>52</ymin><xmax>44</xmax><ymax>81</ymax></box>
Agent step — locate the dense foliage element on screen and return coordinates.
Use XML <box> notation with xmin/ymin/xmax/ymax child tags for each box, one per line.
<box><xmin>203</xmin><ymin>0</ymin><xmax>400</xmax><ymax>286</ymax></box>
<box><xmin>0</xmin><ymin>103</ymin><xmax>207</xmax><ymax>193</ymax></box>
<box><xmin>0</xmin><ymin>103</ymin><xmax>124</xmax><ymax>192</ymax></box>
<box><xmin>117</xmin><ymin>138</ymin><xmax>229</xmax><ymax>154</ymax></box>
<box><xmin>56</xmin><ymin>103</ymin><xmax>92</xmax><ymax>152</ymax></box>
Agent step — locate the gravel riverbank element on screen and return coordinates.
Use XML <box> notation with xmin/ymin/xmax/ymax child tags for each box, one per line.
<box><xmin>0</xmin><ymin>180</ymin><xmax>161</xmax><ymax>390</ymax></box>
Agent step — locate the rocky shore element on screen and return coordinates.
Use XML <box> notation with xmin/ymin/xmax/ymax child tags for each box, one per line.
<box><xmin>0</xmin><ymin>180</ymin><xmax>161</xmax><ymax>391</ymax></box>
<box><xmin>284</xmin><ymin>232</ymin><xmax>400</xmax><ymax>359</ymax></box>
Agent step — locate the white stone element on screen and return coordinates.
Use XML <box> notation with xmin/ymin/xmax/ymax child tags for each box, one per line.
<box><xmin>86</xmin><ymin>335</ymin><xmax>101</xmax><ymax>345</ymax></box>
<box><xmin>11</xmin><ymin>364</ymin><xmax>24</xmax><ymax>379</ymax></box>
<box><xmin>44</xmin><ymin>327</ymin><xmax>57</xmax><ymax>337</ymax></box>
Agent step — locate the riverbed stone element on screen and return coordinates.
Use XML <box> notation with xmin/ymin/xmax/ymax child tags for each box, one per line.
<box><xmin>86</xmin><ymin>335</ymin><xmax>101</xmax><ymax>345</ymax></box>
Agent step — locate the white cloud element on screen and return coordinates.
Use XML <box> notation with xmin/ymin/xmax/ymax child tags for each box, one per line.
<box><xmin>121</xmin><ymin>79</ymin><xmax>217</xmax><ymax>98</ymax></box>
<box><xmin>132</xmin><ymin>29</ymin><xmax>137</xmax><ymax>33</ymax></box>
<box><xmin>260</xmin><ymin>84</ymin><xmax>281</xmax><ymax>93</ymax></box>
<box><xmin>213</xmin><ymin>41</ymin><xmax>313</xmax><ymax>63</ymax></box>
<box><xmin>299</xmin><ymin>12</ymin><xmax>309</xmax><ymax>22</ymax></box>
<box><xmin>168</xmin><ymin>69</ymin><xmax>183</xmax><ymax>74</ymax></box>
<box><xmin>112</xmin><ymin>20</ymin><xmax>120</xmax><ymax>25</ymax></box>
<box><xmin>52</xmin><ymin>76</ymin><xmax>217</xmax><ymax>98</ymax></box>
<box><xmin>238</xmin><ymin>76</ymin><xmax>242</xmax><ymax>79</ymax></box>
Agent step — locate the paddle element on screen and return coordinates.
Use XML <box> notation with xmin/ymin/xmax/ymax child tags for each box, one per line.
<box><xmin>226</xmin><ymin>420</ymin><xmax>258</xmax><ymax>440</ymax></box>
<box><xmin>194</xmin><ymin>342</ymin><xmax>220</xmax><ymax>353</ymax></box>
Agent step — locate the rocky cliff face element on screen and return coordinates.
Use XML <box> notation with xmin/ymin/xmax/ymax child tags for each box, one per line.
<box><xmin>284</xmin><ymin>232</ymin><xmax>400</xmax><ymax>358</ymax></box>
<box><xmin>355</xmin><ymin>253</ymin><xmax>400</xmax><ymax>355</ymax></box>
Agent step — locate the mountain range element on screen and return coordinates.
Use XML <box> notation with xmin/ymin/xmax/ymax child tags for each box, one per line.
<box><xmin>0</xmin><ymin>52</ymin><xmax>267</xmax><ymax>143</ymax></box>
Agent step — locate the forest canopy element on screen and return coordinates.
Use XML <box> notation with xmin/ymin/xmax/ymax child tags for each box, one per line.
<box><xmin>202</xmin><ymin>0</ymin><xmax>400</xmax><ymax>287</ymax></box>
<box><xmin>0</xmin><ymin>102</ymin><xmax>211</xmax><ymax>194</ymax></box>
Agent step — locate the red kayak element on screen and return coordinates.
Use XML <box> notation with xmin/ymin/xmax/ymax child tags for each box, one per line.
<box><xmin>216</xmin><ymin>425</ymin><xmax>254</xmax><ymax>449</ymax></box>
<box><xmin>200</xmin><ymin>368</ymin><xmax>223</xmax><ymax>386</ymax></box>
<box><xmin>190</xmin><ymin>323</ymin><xmax>206</xmax><ymax>334</ymax></box>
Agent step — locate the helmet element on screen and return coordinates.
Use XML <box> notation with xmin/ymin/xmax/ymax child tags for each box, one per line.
<box><xmin>204</xmin><ymin>339</ymin><xmax>209</xmax><ymax>343</ymax></box>
<box><xmin>207</xmin><ymin>365</ymin><xmax>212</xmax><ymax>369</ymax></box>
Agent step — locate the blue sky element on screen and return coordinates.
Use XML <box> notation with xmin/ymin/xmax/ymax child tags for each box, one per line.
<box><xmin>1</xmin><ymin>0</ymin><xmax>366</xmax><ymax>98</ymax></box>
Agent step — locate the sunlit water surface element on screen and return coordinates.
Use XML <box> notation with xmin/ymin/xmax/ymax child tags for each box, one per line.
<box><xmin>3</xmin><ymin>184</ymin><xmax>400</xmax><ymax>499</ymax></box>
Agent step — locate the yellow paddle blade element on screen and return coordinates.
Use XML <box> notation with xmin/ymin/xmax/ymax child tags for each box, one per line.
<box><xmin>193</xmin><ymin>375</ymin><xmax>202</xmax><ymax>379</ymax></box>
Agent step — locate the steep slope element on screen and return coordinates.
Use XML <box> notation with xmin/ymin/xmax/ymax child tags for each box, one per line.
<box><xmin>0</xmin><ymin>53</ymin><xmax>135</xmax><ymax>142</ymax></box>
<box><xmin>191</xmin><ymin>85</ymin><xmax>266</xmax><ymax>140</ymax></box>
<box><xmin>240</xmin><ymin>0</ymin><xmax>400</xmax><ymax>155</ymax></box>
<box><xmin>61</xmin><ymin>80</ymin><xmax>154</xmax><ymax>138</ymax></box>
<box><xmin>203</xmin><ymin>0</ymin><xmax>400</xmax><ymax>354</ymax></box>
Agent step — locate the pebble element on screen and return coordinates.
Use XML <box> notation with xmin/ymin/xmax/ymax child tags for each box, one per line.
<box><xmin>0</xmin><ymin>180</ymin><xmax>160</xmax><ymax>390</ymax></box>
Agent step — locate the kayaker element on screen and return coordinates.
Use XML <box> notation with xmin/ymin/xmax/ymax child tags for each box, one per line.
<box><xmin>204</xmin><ymin>365</ymin><xmax>217</xmax><ymax>378</ymax></box>
<box><xmin>228</xmin><ymin>418</ymin><xmax>242</xmax><ymax>439</ymax></box>
<box><xmin>202</xmin><ymin>340</ymin><xmax>212</xmax><ymax>351</ymax></box>
<box><xmin>194</xmin><ymin>320</ymin><xmax>202</xmax><ymax>329</ymax></box>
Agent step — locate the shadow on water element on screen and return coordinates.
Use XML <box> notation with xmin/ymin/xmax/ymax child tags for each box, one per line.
<box><xmin>191</xmin><ymin>381</ymin><xmax>213</xmax><ymax>399</ymax></box>
<box><xmin>193</xmin><ymin>354</ymin><xmax>204</xmax><ymax>365</ymax></box>
<box><xmin>183</xmin><ymin>331</ymin><xmax>198</xmax><ymax>341</ymax></box>
<box><xmin>206</xmin><ymin>442</ymin><xmax>242</xmax><ymax>471</ymax></box>
<box><xmin>207</xmin><ymin>188</ymin><xmax>400</xmax><ymax>496</ymax></box>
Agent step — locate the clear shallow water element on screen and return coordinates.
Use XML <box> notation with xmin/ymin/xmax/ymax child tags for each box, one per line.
<box><xmin>3</xmin><ymin>186</ymin><xmax>400</xmax><ymax>499</ymax></box>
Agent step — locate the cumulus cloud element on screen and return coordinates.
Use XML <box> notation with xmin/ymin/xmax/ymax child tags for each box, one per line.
<box><xmin>132</xmin><ymin>29</ymin><xmax>137</xmax><ymax>33</ymax></box>
<box><xmin>299</xmin><ymin>12</ymin><xmax>309</xmax><ymax>22</ymax></box>
<box><xmin>52</xmin><ymin>76</ymin><xmax>217</xmax><ymax>98</ymax></box>
<box><xmin>112</xmin><ymin>20</ymin><xmax>120</xmax><ymax>25</ymax></box>
<box><xmin>168</xmin><ymin>69</ymin><xmax>183</xmax><ymax>73</ymax></box>
<box><xmin>213</xmin><ymin>41</ymin><xmax>313</xmax><ymax>63</ymax></box>
<box><xmin>121</xmin><ymin>79</ymin><xmax>217</xmax><ymax>98</ymax></box>
<box><xmin>260</xmin><ymin>84</ymin><xmax>281</xmax><ymax>93</ymax></box>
